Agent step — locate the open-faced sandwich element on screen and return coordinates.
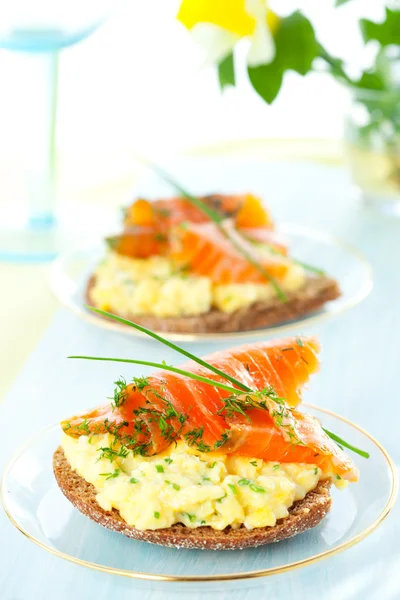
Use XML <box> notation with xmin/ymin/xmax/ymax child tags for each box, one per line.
<box><xmin>87</xmin><ymin>187</ymin><xmax>341</xmax><ymax>334</ymax></box>
<box><xmin>54</xmin><ymin>316</ymin><xmax>365</xmax><ymax>550</ymax></box>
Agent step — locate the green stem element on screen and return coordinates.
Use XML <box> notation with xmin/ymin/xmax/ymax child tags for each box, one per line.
<box><xmin>86</xmin><ymin>306</ymin><xmax>252</xmax><ymax>392</ymax></box>
<box><xmin>68</xmin><ymin>356</ymin><xmax>239</xmax><ymax>395</ymax></box>
<box><xmin>317</xmin><ymin>45</ymin><xmax>355</xmax><ymax>86</ymax></box>
<box><xmin>290</xmin><ymin>257</ymin><xmax>325</xmax><ymax>276</ymax></box>
<box><xmin>245</xmin><ymin>235</ymin><xmax>325</xmax><ymax>276</ymax></box>
<box><xmin>323</xmin><ymin>428</ymin><xmax>370</xmax><ymax>459</ymax></box>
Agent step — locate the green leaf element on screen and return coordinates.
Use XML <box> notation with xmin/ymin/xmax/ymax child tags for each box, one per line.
<box><xmin>277</xmin><ymin>12</ymin><xmax>320</xmax><ymax>76</ymax></box>
<box><xmin>248</xmin><ymin>64</ymin><xmax>283</xmax><ymax>104</ymax></box>
<box><xmin>248</xmin><ymin>11</ymin><xmax>319</xmax><ymax>104</ymax></box>
<box><xmin>218</xmin><ymin>52</ymin><xmax>235</xmax><ymax>90</ymax></box>
<box><xmin>355</xmin><ymin>71</ymin><xmax>386</xmax><ymax>91</ymax></box>
<box><xmin>335</xmin><ymin>0</ymin><xmax>352</xmax><ymax>6</ymax></box>
<box><xmin>361</xmin><ymin>8</ymin><xmax>400</xmax><ymax>47</ymax></box>
<box><xmin>352</xmin><ymin>47</ymin><xmax>399</xmax><ymax>92</ymax></box>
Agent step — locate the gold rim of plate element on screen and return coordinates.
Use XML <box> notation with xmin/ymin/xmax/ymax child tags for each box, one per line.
<box><xmin>49</xmin><ymin>223</ymin><xmax>374</xmax><ymax>342</ymax></box>
<box><xmin>1</xmin><ymin>404</ymin><xmax>397</xmax><ymax>582</ymax></box>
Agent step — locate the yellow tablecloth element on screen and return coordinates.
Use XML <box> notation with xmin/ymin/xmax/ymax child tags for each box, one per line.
<box><xmin>1</xmin><ymin>264</ymin><xmax>57</xmax><ymax>400</ymax></box>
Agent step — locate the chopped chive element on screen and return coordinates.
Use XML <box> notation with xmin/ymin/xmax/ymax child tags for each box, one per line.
<box><xmin>184</xmin><ymin>513</ymin><xmax>196</xmax><ymax>523</ymax></box>
<box><xmin>273</xmin><ymin>465</ymin><xmax>280</xmax><ymax>470</ymax></box>
<box><xmin>207</xmin><ymin>462</ymin><xmax>216</xmax><ymax>469</ymax></box>
<box><xmin>250</xmin><ymin>483</ymin><xmax>266</xmax><ymax>493</ymax></box>
<box><xmin>249</xmin><ymin>460</ymin><xmax>258</xmax><ymax>467</ymax></box>
<box><xmin>156</xmin><ymin>465</ymin><xmax>164</xmax><ymax>473</ymax></box>
<box><xmin>217</xmin><ymin>493</ymin><xmax>227</xmax><ymax>503</ymax></box>
<box><xmin>100</xmin><ymin>469</ymin><xmax>120</xmax><ymax>480</ymax></box>
<box><xmin>129</xmin><ymin>477</ymin><xmax>139</xmax><ymax>484</ymax></box>
<box><xmin>154</xmin><ymin>511</ymin><xmax>160</xmax><ymax>519</ymax></box>
<box><xmin>228</xmin><ymin>483</ymin><xmax>237</xmax><ymax>495</ymax></box>
<box><xmin>164</xmin><ymin>458</ymin><xmax>173</xmax><ymax>464</ymax></box>
<box><xmin>314</xmin><ymin>467</ymin><xmax>318</xmax><ymax>475</ymax></box>
<box><xmin>238</xmin><ymin>478</ymin><xmax>251</xmax><ymax>486</ymax></box>
<box><xmin>165</xmin><ymin>480</ymin><xmax>180</xmax><ymax>490</ymax></box>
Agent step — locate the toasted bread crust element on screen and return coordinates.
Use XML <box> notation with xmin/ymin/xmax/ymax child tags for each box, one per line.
<box><xmin>53</xmin><ymin>447</ymin><xmax>332</xmax><ymax>550</ymax></box>
<box><xmin>86</xmin><ymin>275</ymin><xmax>340</xmax><ymax>334</ymax></box>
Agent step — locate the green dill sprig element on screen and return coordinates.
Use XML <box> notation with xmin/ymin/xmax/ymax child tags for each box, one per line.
<box><xmin>217</xmin><ymin>387</ymin><xmax>282</xmax><ymax>420</ymax></box>
<box><xmin>184</xmin><ymin>426</ymin><xmax>212</xmax><ymax>452</ymax></box>
<box><xmin>98</xmin><ymin>444</ymin><xmax>129</xmax><ymax>462</ymax></box>
<box><xmin>140</xmin><ymin>160</ymin><xmax>287</xmax><ymax>301</ymax></box>
<box><xmin>109</xmin><ymin>378</ymin><xmax>128</xmax><ymax>410</ymax></box>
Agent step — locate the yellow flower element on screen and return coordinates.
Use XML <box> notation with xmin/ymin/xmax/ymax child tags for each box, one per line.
<box><xmin>177</xmin><ymin>0</ymin><xmax>280</xmax><ymax>66</ymax></box>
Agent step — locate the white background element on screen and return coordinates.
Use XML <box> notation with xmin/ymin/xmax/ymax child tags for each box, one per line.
<box><xmin>0</xmin><ymin>0</ymin><xmax>388</xmax><ymax>187</ymax></box>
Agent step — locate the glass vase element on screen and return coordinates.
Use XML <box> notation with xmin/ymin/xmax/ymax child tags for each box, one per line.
<box><xmin>344</xmin><ymin>87</ymin><xmax>400</xmax><ymax>215</ymax></box>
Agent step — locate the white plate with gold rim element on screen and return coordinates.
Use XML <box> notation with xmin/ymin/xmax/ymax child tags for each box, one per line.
<box><xmin>49</xmin><ymin>224</ymin><xmax>373</xmax><ymax>343</ymax></box>
<box><xmin>1</xmin><ymin>405</ymin><xmax>396</xmax><ymax>583</ymax></box>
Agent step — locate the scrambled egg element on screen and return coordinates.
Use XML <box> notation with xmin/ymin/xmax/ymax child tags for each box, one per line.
<box><xmin>213</xmin><ymin>265</ymin><xmax>306</xmax><ymax>313</ymax></box>
<box><xmin>90</xmin><ymin>252</ymin><xmax>306</xmax><ymax>317</ymax></box>
<box><xmin>62</xmin><ymin>433</ymin><xmax>320</xmax><ymax>531</ymax></box>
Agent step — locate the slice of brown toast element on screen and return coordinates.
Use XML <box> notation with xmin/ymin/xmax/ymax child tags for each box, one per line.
<box><xmin>53</xmin><ymin>447</ymin><xmax>332</xmax><ymax>550</ymax></box>
<box><xmin>86</xmin><ymin>275</ymin><xmax>341</xmax><ymax>334</ymax></box>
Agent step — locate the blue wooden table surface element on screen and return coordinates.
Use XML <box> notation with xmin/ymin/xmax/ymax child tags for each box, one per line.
<box><xmin>1</xmin><ymin>160</ymin><xmax>399</xmax><ymax>600</ymax></box>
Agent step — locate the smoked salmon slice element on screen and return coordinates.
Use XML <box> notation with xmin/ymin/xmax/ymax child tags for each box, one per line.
<box><xmin>61</xmin><ymin>336</ymin><xmax>358</xmax><ymax>481</ymax></box>
<box><xmin>106</xmin><ymin>227</ymin><xmax>169</xmax><ymax>259</ymax></box>
<box><xmin>172</xmin><ymin>221</ymin><xmax>290</xmax><ymax>284</ymax></box>
<box><xmin>224</xmin><ymin>407</ymin><xmax>358</xmax><ymax>481</ymax></box>
<box><xmin>62</xmin><ymin>337</ymin><xmax>319</xmax><ymax>450</ymax></box>
<box><xmin>123</xmin><ymin>194</ymin><xmax>273</xmax><ymax>230</ymax></box>
<box><xmin>113</xmin><ymin>195</ymin><xmax>274</xmax><ymax>259</ymax></box>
